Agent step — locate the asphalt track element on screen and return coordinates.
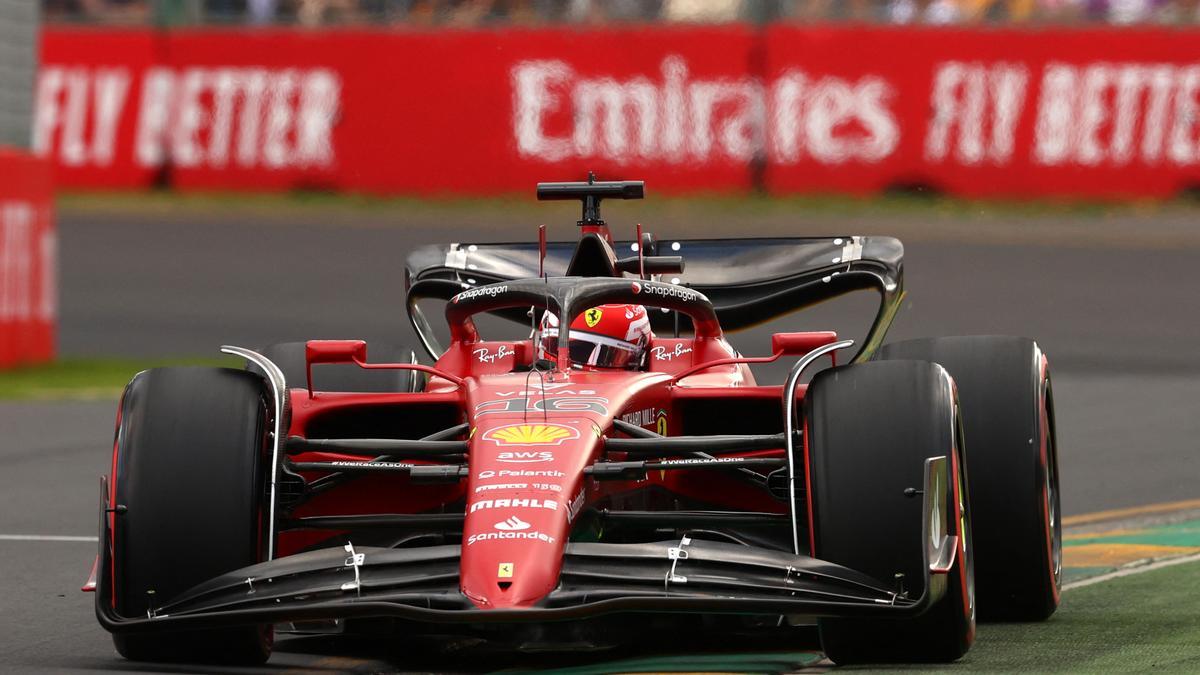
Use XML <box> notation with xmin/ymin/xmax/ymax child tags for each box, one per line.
<box><xmin>2</xmin><ymin>197</ymin><xmax>1198</xmax><ymax>672</ymax></box>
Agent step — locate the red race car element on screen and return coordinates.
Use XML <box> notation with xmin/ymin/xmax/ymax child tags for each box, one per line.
<box><xmin>88</xmin><ymin>178</ymin><xmax>1061</xmax><ymax>665</ymax></box>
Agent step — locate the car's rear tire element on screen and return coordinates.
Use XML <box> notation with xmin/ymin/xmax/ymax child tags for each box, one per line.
<box><xmin>254</xmin><ymin>340</ymin><xmax>423</xmax><ymax>392</ymax></box>
<box><xmin>804</xmin><ymin>360</ymin><xmax>975</xmax><ymax>664</ymax></box>
<box><xmin>110</xmin><ymin>367</ymin><xmax>272</xmax><ymax>664</ymax></box>
<box><xmin>877</xmin><ymin>336</ymin><xmax>1060</xmax><ymax>621</ymax></box>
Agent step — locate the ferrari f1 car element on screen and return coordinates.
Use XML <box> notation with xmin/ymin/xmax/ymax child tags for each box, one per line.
<box><xmin>88</xmin><ymin>178</ymin><xmax>1061</xmax><ymax>665</ymax></box>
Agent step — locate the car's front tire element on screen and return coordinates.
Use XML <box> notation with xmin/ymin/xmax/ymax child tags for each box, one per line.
<box><xmin>109</xmin><ymin>367</ymin><xmax>272</xmax><ymax>664</ymax></box>
<box><xmin>803</xmin><ymin>360</ymin><xmax>975</xmax><ymax>664</ymax></box>
<box><xmin>877</xmin><ymin>336</ymin><xmax>1061</xmax><ymax>621</ymax></box>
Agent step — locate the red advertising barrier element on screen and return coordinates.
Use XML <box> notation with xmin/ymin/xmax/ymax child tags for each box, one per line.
<box><xmin>35</xmin><ymin>25</ymin><xmax>1200</xmax><ymax>199</ymax></box>
<box><xmin>0</xmin><ymin>148</ymin><xmax>56</xmax><ymax>367</ymax></box>
<box><xmin>763</xmin><ymin>26</ymin><xmax>1200</xmax><ymax>199</ymax></box>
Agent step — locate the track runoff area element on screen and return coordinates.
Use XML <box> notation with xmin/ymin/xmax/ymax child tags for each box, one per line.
<box><xmin>513</xmin><ymin>503</ymin><xmax>1200</xmax><ymax>673</ymax></box>
<box><xmin>5</xmin><ymin>500</ymin><xmax>1200</xmax><ymax>672</ymax></box>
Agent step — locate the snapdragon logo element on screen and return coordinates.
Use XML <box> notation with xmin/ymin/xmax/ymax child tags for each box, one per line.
<box><xmin>631</xmin><ymin>281</ymin><xmax>700</xmax><ymax>303</ymax></box>
<box><xmin>453</xmin><ymin>285</ymin><xmax>508</xmax><ymax>303</ymax></box>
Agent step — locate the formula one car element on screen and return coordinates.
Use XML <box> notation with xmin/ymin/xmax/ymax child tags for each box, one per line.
<box><xmin>88</xmin><ymin>177</ymin><xmax>1061</xmax><ymax>665</ymax></box>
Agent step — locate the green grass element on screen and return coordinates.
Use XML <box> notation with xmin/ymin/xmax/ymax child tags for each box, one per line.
<box><xmin>848</xmin><ymin>561</ymin><xmax>1200</xmax><ymax>673</ymax></box>
<box><xmin>515</xmin><ymin>561</ymin><xmax>1200</xmax><ymax>673</ymax></box>
<box><xmin>0</xmin><ymin>357</ymin><xmax>239</xmax><ymax>400</ymax></box>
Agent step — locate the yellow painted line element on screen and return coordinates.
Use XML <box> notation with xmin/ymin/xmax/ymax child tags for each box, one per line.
<box><xmin>1063</xmin><ymin>543</ymin><xmax>1200</xmax><ymax>568</ymax></box>
<box><xmin>1065</xmin><ymin>529</ymin><xmax>1142</xmax><ymax>541</ymax></box>
<box><xmin>1063</xmin><ymin>498</ymin><xmax>1200</xmax><ymax>527</ymax></box>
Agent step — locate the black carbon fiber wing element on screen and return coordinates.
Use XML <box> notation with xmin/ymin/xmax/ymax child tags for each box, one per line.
<box><xmin>405</xmin><ymin>236</ymin><xmax>903</xmax><ymax>363</ymax></box>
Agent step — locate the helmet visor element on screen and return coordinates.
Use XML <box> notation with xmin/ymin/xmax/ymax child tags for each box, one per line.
<box><xmin>541</xmin><ymin>331</ymin><xmax>642</xmax><ymax>369</ymax></box>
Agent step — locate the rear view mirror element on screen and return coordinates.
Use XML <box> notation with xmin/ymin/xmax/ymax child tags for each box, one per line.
<box><xmin>771</xmin><ymin>331</ymin><xmax>839</xmax><ymax>357</ymax></box>
<box><xmin>305</xmin><ymin>339</ymin><xmax>368</xmax><ymax>365</ymax></box>
<box><xmin>304</xmin><ymin>340</ymin><xmax>367</xmax><ymax>394</ymax></box>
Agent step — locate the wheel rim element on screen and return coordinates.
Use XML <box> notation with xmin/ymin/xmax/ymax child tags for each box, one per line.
<box><xmin>1044</xmin><ymin>378</ymin><xmax>1063</xmax><ymax>589</ymax></box>
<box><xmin>954</xmin><ymin>410</ymin><xmax>976</xmax><ymax>627</ymax></box>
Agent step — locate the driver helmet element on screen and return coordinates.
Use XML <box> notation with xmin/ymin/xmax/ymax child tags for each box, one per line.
<box><xmin>538</xmin><ymin>304</ymin><xmax>652</xmax><ymax>370</ymax></box>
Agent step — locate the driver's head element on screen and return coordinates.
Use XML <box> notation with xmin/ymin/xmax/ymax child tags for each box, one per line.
<box><xmin>538</xmin><ymin>304</ymin><xmax>652</xmax><ymax>370</ymax></box>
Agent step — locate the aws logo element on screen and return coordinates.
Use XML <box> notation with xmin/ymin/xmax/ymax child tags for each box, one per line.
<box><xmin>497</xmin><ymin>451</ymin><xmax>554</xmax><ymax>463</ymax></box>
<box><xmin>482</xmin><ymin>423</ymin><xmax>580</xmax><ymax>446</ymax></box>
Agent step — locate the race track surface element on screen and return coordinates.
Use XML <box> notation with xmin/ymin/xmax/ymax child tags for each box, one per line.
<box><xmin>2</xmin><ymin>198</ymin><xmax>1198</xmax><ymax>672</ymax></box>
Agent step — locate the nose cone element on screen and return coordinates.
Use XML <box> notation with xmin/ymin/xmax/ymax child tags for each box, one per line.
<box><xmin>462</xmin><ymin>504</ymin><xmax>565</xmax><ymax>608</ymax></box>
<box><xmin>459</xmin><ymin>421</ymin><xmax>595</xmax><ymax>609</ymax></box>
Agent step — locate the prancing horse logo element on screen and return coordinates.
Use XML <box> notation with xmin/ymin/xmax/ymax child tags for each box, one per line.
<box><xmin>584</xmin><ymin>307</ymin><xmax>603</xmax><ymax>327</ymax></box>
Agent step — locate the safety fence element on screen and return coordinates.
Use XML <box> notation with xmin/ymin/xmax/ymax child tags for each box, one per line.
<box><xmin>35</xmin><ymin>25</ymin><xmax>1200</xmax><ymax>199</ymax></box>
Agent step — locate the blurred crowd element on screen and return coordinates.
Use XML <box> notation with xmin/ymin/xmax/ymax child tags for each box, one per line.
<box><xmin>43</xmin><ymin>0</ymin><xmax>1200</xmax><ymax>26</ymax></box>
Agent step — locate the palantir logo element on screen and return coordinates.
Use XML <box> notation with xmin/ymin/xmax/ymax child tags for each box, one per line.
<box><xmin>494</xmin><ymin>515</ymin><xmax>531</xmax><ymax>531</ymax></box>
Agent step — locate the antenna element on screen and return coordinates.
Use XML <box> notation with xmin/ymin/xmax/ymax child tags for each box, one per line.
<box><xmin>538</xmin><ymin>223</ymin><xmax>547</xmax><ymax>278</ymax></box>
<box><xmin>636</xmin><ymin>223</ymin><xmax>645</xmax><ymax>280</ymax></box>
<box><xmin>582</xmin><ymin>171</ymin><xmax>600</xmax><ymax>225</ymax></box>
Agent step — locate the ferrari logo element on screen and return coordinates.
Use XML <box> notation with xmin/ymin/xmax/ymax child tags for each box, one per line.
<box><xmin>498</xmin><ymin>562</ymin><xmax>514</xmax><ymax>578</ymax></box>
<box><xmin>483</xmin><ymin>423</ymin><xmax>580</xmax><ymax>446</ymax></box>
<box><xmin>584</xmin><ymin>307</ymin><xmax>603</xmax><ymax>327</ymax></box>
<box><xmin>656</xmin><ymin>410</ymin><xmax>669</xmax><ymax>436</ymax></box>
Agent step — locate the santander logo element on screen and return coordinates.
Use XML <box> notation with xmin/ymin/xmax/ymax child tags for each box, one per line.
<box><xmin>494</xmin><ymin>515</ymin><xmax>531</xmax><ymax>531</ymax></box>
<box><xmin>466</xmin><ymin>514</ymin><xmax>556</xmax><ymax>545</ymax></box>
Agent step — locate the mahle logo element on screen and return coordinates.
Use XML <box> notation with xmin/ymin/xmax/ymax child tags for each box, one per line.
<box><xmin>470</xmin><ymin>498</ymin><xmax>558</xmax><ymax>513</ymax></box>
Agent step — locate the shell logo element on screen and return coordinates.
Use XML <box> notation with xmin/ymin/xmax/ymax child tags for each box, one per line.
<box><xmin>482</xmin><ymin>423</ymin><xmax>580</xmax><ymax>446</ymax></box>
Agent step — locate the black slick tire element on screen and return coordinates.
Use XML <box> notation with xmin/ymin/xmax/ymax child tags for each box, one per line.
<box><xmin>110</xmin><ymin>367</ymin><xmax>272</xmax><ymax>664</ymax></box>
<box><xmin>877</xmin><ymin>336</ymin><xmax>1060</xmax><ymax>621</ymax></box>
<box><xmin>253</xmin><ymin>340</ymin><xmax>423</xmax><ymax>392</ymax></box>
<box><xmin>804</xmin><ymin>360</ymin><xmax>975</xmax><ymax>664</ymax></box>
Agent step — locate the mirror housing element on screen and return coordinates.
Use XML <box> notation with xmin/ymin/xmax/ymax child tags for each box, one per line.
<box><xmin>305</xmin><ymin>340</ymin><xmax>367</xmax><ymax>394</ymax></box>
<box><xmin>771</xmin><ymin>331</ymin><xmax>839</xmax><ymax>357</ymax></box>
<box><xmin>306</xmin><ymin>339</ymin><xmax>367</xmax><ymax>365</ymax></box>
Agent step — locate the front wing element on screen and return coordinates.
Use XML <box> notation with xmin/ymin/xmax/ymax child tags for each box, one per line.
<box><xmin>96</xmin><ymin>457</ymin><xmax>954</xmax><ymax>633</ymax></box>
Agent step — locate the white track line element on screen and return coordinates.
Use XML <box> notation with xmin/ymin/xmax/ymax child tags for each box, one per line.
<box><xmin>1064</xmin><ymin>551</ymin><xmax>1200</xmax><ymax>591</ymax></box>
<box><xmin>0</xmin><ymin>534</ymin><xmax>98</xmax><ymax>542</ymax></box>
